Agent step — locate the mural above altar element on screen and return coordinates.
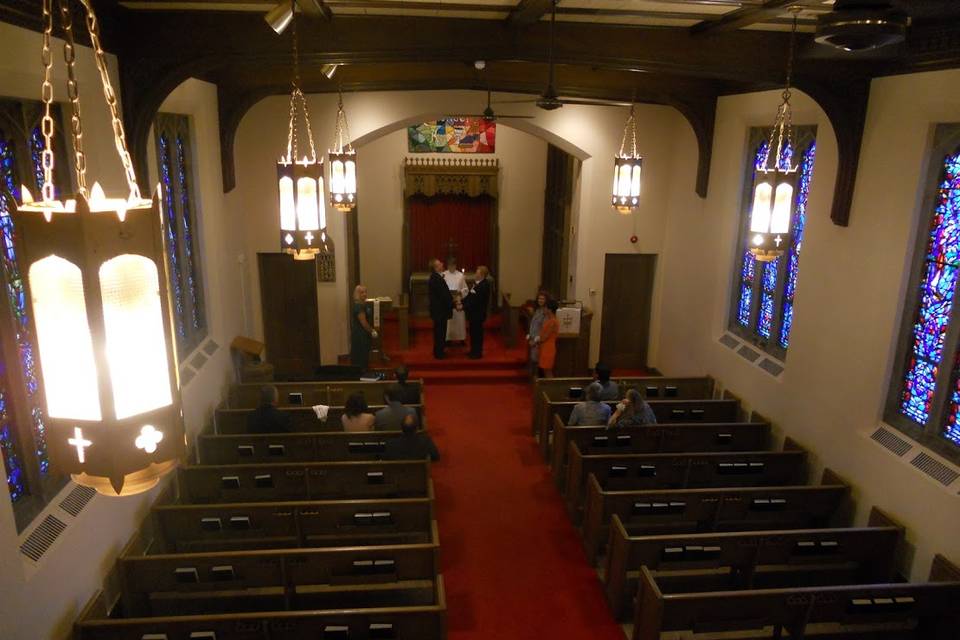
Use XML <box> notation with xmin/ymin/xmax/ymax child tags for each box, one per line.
<box><xmin>408</xmin><ymin>117</ymin><xmax>496</xmax><ymax>153</ymax></box>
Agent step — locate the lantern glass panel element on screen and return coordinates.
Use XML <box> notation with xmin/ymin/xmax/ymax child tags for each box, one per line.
<box><xmin>771</xmin><ymin>182</ymin><xmax>793</xmax><ymax>233</ymax></box>
<box><xmin>344</xmin><ymin>159</ymin><xmax>357</xmax><ymax>194</ymax></box>
<box><xmin>279</xmin><ymin>176</ymin><xmax>296</xmax><ymax>231</ymax></box>
<box><xmin>29</xmin><ymin>255</ymin><xmax>101</xmax><ymax>420</ymax></box>
<box><xmin>617</xmin><ymin>164</ymin><xmax>632</xmax><ymax>198</ymax></box>
<box><xmin>296</xmin><ymin>176</ymin><xmax>320</xmax><ymax>232</ymax></box>
<box><xmin>749</xmin><ymin>182</ymin><xmax>773</xmax><ymax>233</ymax></box>
<box><xmin>630</xmin><ymin>163</ymin><xmax>641</xmax><ymax>198</ymax></box>
<box><xmin>99</xmin><ymin>255</ymin><xmax>173</xmax><ymax>419</ymax></box>
<box><xmin>330</xmin><ymin>160</ymin><xmax>345</xmax><ymax>195</ymax></box>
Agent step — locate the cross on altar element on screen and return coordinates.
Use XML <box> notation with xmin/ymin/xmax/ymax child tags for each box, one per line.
<box><xmin>305</xmin><ymin>231</ymin><xmax>315</xmax><ymax>245</ymax></box>
<box><xmin>68</xmin><ymin>427</ymin><xmax>92</xmax><ymax>463</ymax></box>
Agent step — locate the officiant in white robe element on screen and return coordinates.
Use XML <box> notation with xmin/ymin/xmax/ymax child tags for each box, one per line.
<box><xmin>443</xmin><ymin>258</ymin><xmax>468</xmax><ymax>342</ymax></box>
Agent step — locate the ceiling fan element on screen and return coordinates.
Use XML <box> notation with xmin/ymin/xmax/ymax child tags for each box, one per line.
<box><xmin>494</xmin><ymin>0</ymin><xmax>632</xmax><ymax>111</ymax></box>
<box><xmin>460</xmin><ymin>88</ymin><xmax>536</xmax><ymax>121</ymax></box>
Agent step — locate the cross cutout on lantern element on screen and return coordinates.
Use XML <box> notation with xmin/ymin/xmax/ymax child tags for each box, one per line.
<box><xmin>68</xmin><ymin>427</ymin><xmax>92</xmax><ymax>463</ymax></box>
<box><xmin>774</xmin><ymin>235</ymin><xmax>783</xmax><ymax>247</ymax></box>
<box><xmin>305</xmin><ymin>231</ymin><xmax>315</xmax><ymax>245</ymax></box>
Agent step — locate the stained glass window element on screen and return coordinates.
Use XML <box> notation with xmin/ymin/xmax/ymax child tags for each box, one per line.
<box><xmin>729</xmin><ymin>127</ymin><xmax>817</xmax><ymax>362</ymax></box>
<box><xmin>154</xmin><ymin>114</ymin><xmax>206</xmax><ymax>358</ymax></box>
<box><xmin>886</xmin><ymin>127</ymin><xmax>960</xmax><ymax>461</ymax></box>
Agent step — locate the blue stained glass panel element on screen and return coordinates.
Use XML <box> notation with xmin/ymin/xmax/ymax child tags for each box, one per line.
<box><xmin>0</xmin><ymin>137</ymin><xmax>16</xmax><ymax>198</ymax></box>
<box><xmin>901</xmin><ymin>150</ymin><xmax>960</xmax><ymax>425</ymax></box>
<box><xmin>761</xmin><ymin>258</ymin><xmax>779</xmax><ymax>291</ymax></box>
<box><xmin>159</xmin><ymin>134</ymin><xmax>186</xmax><ymax>340</ymax></box>
<box><xmin>738</xmin><ymin>283</ymin><xmax>752</xmax><ymax>327</ymax></box>
<box><xmin>0</xmin><ymin>387</ymin><xmax>26</xmax><ymax>502</ymax></box>
<box><xmin>0</xmin><ymin>153</ymin><xmax>48</xmax><ymax>473</ymax></box>
<box><xmin>741</xmin><ymin>251</ymin><xmax>755</xmax><ymax>282</ymax></box>
<box><xmin>757</xmin><ymin>291</ymin><xmax>775</xmax><ymax>339</ymax></box>
<box><xmin>176</xmin><ymin>135</ymin><xmax>203</xmax><ymax>331</ymax></box>
<box><xmin>29</xmin><ymin>126</ymin><xmax>47</xmax><ymax>196</ymax></box>
<box><xmin>779</xmin><ymin>142</ymin><xmax>817</xmax><ymax>349</ymax></box>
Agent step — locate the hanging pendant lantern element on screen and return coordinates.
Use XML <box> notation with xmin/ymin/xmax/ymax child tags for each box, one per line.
<box><xmin>277</xmin><ymin>3</ymin><xmax>329</xmax><ymax>260</ymax></box>
<box><xmin>11</xmin><ymin>0</ymin><xmax>184</xmax><ymax>496</ymax></box>
<box><xmin>329</xmin><ymin>89</ymin><xmax>357</xmax><ymax>213</ymax></box>
<box><xmin>748</xmin><ymin>7</ymin><xmax>802</xmax><ymax>263</ymax></box>
<box><xmin>612</xmin><ymin>104</ymin><xmax>642</xmax><ymax>215</ymax></box>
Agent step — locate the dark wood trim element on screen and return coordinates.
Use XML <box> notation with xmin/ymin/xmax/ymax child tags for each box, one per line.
<box><xmin>298</xmin><ymin>0</ymin><xmax>333</xmax><ymax>20</ymax></box>
<box><xmin>505</xmin><ymin>0</ymin><xmax>553</xmax><ymax>28</ymax></box>
<box><xmin>690</xmin><ymin>0</ymin><xmax>803</xmax><ymax>36</ymax></box>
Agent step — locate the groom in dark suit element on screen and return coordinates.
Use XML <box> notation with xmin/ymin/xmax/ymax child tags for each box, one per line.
<box><xmin>465</xmin><ymin>265</ymin><xmax>491</xmax><ymax>359</ymax></box>
<box><xmin>428</xmin><ymin>258</ymin><xmax>454</xmax><ymax>359</ymax></box>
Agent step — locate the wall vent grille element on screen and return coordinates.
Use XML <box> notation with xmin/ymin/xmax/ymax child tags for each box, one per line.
<box><xmin>870</xmin><ymin>427</ymin><xmax>913</xmax><ymax>457</ymax></box>
<box><xmin>58</xmin><ymin>485</ymin><xmax>96</xmax><ymax>517</ymax></box>
<box><xmin>719</xmin><ymin>334</ymin><xmax>739</xmax><ymax>349</ymax></box>
<box><xmin>203</xmin><ymin>339</ymin><xmax>220</xmax><ymax>356</ymax></box>
<box><xmin>20</xmin><ymin>515</ymin><xmax>67</xmax><ymax>562</ymax></box>
<box><xmin>910</xmin><ymin>451</ymin><xmax>960</xmax><ymax>486</ymax></box>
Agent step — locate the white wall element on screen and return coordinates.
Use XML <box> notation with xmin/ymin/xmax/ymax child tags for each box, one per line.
<box><xmin>356</xmin><ymin>125</ymin><xmax>547</xmax><ymax>301</ymax></box>
<box><xmin>656</xmin><ymin>70</ymin><xmax>960</xmax><ymax>581</ymax></box>
<box><xmin>232</xmin><ymin>90</ymin><xmax>690</xmax><ymax>363</ymax></box>
<box><xmin>0</xmin><ymin>22</ymin><xmax>242</xmax><ymax>639</ymax></box>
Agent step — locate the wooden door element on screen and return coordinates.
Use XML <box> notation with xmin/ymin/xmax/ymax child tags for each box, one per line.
<box><xmin>541</xmin><ymin>144</ymin><xmax>574</xmax><ymax>299</ymax></box>
<box><xmin>258</xmin><ymin>253</ymin><xmax>320</xmax><ymax>379</ymax></box>
<box><xmin>599</xmin><ymin>254</ymin><xmax>656</xmax><ymax>369</ymax></box>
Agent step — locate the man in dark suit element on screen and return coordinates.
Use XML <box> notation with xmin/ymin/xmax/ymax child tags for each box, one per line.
<box><xmin>246</xmin><ymin>385</ymin><xmax>293</xmax><ymax>433</ymax></box>
<box><xmin>464</xmin><ymin>265</ymin><xmax>491</xmax><ymax>359</ymax></box>
<box><xmin>428</xmin><ymin>258</ymin><xmax>454</xmax><ymax>359</ymax></box>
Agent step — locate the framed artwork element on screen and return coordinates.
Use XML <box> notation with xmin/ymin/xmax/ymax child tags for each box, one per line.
<box><xmin>407</xmin><ymin>117</ymin><xmax>496</xmax><ymax>153</ymax></box>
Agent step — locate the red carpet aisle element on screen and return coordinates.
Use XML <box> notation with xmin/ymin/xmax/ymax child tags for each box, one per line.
<box><xmin>426</xmin><ymin>381</ymin><xmax>626</xmax><ymax>639</ymax></box>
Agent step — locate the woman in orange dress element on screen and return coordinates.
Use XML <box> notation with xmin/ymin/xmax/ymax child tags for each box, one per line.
<box><xmin>538</xmin><ymin>299</ymin><xmax>560</xmax><ymax>378</ymax></box>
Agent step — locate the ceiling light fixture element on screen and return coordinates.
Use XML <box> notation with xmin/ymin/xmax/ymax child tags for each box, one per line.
<box><xmin>265</xmin><ymin>0</ymin><xmax>294</xmax><ymax>34</ymax></box>
<box><xmin>748</xmin><ymin>6</ymin><xmax>803</xmax><ymax>262</ymax></box>
<box><xmin>276</xmin><ymin>0</ymin><xmax>329</xmax><ymax>260</ymax></box>
<box><xmin>13</xmin><ymin>0</ymin><xmax>185</xmax><ymax>496</ymax></box>
<box><xmin>320</xmin><ymin>63</ymin><xmax>340</xmax><ymax>80</ymax></box>
<box><xmin>612</xmin><ymin>103</ymin><xmax>642</xmax><ymax>215</ymax></box>
<box><xmin>329</xmin><ymin>87</ymin><xmax>357</xmax><ymax>212</ymax></box>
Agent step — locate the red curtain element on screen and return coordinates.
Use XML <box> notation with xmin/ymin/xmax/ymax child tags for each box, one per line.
<box><xmin>409</xmin><ymin>195</ymin><xmax>493</xmax><ymax>271</ymax></box>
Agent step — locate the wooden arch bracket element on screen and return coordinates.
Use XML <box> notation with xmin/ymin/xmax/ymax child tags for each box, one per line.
<box><xmin>797</xmin><ymin>74</ymin><xmax>872</xmax><ymax>228</ymax></box>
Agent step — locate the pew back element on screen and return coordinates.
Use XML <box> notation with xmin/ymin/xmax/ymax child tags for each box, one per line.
<box><xmin>197</xmin><ymin>431</ymin><xmax>408</xmax><ymax>465</ymax></box>
<box><xmin>227</xmin><ymin>380</ymin><xmax>424</xmax><ymax>408</ymax></box>
<box><xmin>215</xmin><ymin>405</ymin><xmax>425</xmax><ymax>434</ymax></box>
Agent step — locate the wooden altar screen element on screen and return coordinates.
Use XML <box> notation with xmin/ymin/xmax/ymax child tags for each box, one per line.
<box><xmin>402</xmin><ymin>157</ymin><xmax>500</xmax><ymax>309</ymax></box>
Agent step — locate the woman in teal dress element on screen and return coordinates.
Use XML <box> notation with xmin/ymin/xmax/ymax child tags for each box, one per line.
<box><xmin>351</xmin><ymin>284</ymin><xmax>377</xmax><ymax>370</ymax></box>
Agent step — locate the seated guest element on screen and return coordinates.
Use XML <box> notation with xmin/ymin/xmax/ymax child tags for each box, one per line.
<box><xmin>341</xmin><ymin>392</ymin><xmax>375</xmax><ymax>432</ymax></box>
<box><xmin>568</xmin><ymin>382</ymin><xmax>612</xmax><ymax>426</ymax></box>
<box><xmin>374</xmin><ymin>385</ymin><xmax>419</xmax><ymax>430</ymax></box>
<box><xmin>394</xmin><ymin>365</ymin><xmax>421</xmax><ymax>404</ymax></box>
<box><xmin>247</xmin><ymin>385</ymin><xmax>293</xmax><ymax>433</ymax></box>
<box><xmin>594</xmin><ymin>362</ymin><xmax>620</xmax><ymax>401</ymax></box>
<box><xmin>384</xmin><ymin>414</ymin><xmax>439</xmax><ymax>461</ymax></box>
<box><xmin>608</xmin><ymin>388</ymin><xmax>657</xmax><ymax>428</ymax></box>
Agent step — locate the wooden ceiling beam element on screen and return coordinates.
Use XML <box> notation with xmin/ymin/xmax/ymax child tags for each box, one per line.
<box><xmin>297</xmin><ymin>0</ymin><xmax>332</xmax><ymax>21</ymax></box>
<box><xmin>505</xmin><ymin>0</ymin><xmax>553</xmax><ymax>28</ymax></box>
<box><xmin>689</xmin><ymin>0</ymin><xmax>801</xmax><ymax>36</ymax></box>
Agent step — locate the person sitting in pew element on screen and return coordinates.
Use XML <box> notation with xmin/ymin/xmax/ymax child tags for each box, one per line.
<box><xmin>608</xmin><ymin>387</ymin><xmax>657</xmax><ymax>429</ymax></box>
<box><xmin>375</xmin><ymin>385</ymin><xmax>419</xmax><ymax>430</ymax></box>
<box><xmin>341</xmin><ymin>392</ymin><xmax>375</xmax><ymax>432</ymax></box>
<box><xmin>594</xmin><ymin>362</ymin><xmax>620</xmax><ymax>401</ymax></box>
<box><xmin>568</xmin><ymin>382</ymin><xmax>612</xmax><ymax>426</ymax></box>
<box><xmin>384</xmin><ymin>414</ymin><xmax>439</xmax><ymax>461</ymax></box>
<box><xmin>394</xmin><ymin>365</ymin><xmax>421</xmax><ymax>404</ymax></box>
<box><xmin>246</xmin><ymin>385</ymin><xmax>293</xmax><ymax>433</ymax></box>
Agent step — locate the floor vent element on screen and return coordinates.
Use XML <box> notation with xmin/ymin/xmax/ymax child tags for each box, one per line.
<box><xmin>58</xmin><ymin>484</ymin><xmax>96</xmax><ymax>517</ymax></box>
<box><xmin>20</xmin><ymin>514</ymin><xmax>67</xmax><ymax>562</ymax></box>
<box><xmin>870</xmin><ymin>427</ymin><xmax>913</xmax><ymax>457</ymax></box>
<box><xmin>910</xmin><ymin>451</ymin><xmax>960</xmax><ymax>486</ymax></box>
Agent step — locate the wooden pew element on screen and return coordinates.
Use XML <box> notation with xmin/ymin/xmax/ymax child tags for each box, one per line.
<box><xmin>177</xmin><ymin>460</ymin><xmax>431</xmax><ymax>504</ymax></box>
<box><xmin>633</xmin><ymin>555</ymin><xmax>960</xmax><ymax>640</ymax></box>
<box><xmin>118</xmin><ymin>543</ymin><xmax>439</xmax><ymax>617</ymax></box>
<box><xmin>604</xmin><ymin>506</ymin><xmax>903</xmax><ymax>620</ymax></box>
<box><xmin>549</xmin><ymin>418</ymin><xmax>771</xmax><ymax>486</ymax></box>
<box><xmin>215</xmin><ymin>404</ymin><xmax>426</xmax><ymax>434</ymax></box>
<box><xmin>538</xmin><ymin>398</ymin><xmax>743</xmax><ymax>460</ymax></box>
<box><xmin>532</xmin><ymin>375</ymin><xmax>716</xmax><ymax>436</ymax></box>
<box><xmin>197</xmin><ymin>431</ymin><xmax>412</xmax><ymax>465</ymax></box>
<box><xmin>581</xmin><ymin>469</ymin><xmax>850</xmax><ymax>564</ymax></box>
<box><xmin>153</xmin><ymin>497</ymin><xmax>437</xmax><ymax>553</ymax></box>
<box><xmin>227</xmin><ymin>379</ymin><xmax>424</xmax><ymax>408</ymax></box>
<box><xmin>75</xmin><ymin>575</ymin><xmax>446</xmax><ymax>640</ymax></box>
<box><xmin>564</xmin><ymin>442</ymin><xmax>808</xmax><ymax>522</ymax></box>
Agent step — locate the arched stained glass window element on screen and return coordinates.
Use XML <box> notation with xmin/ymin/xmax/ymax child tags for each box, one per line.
<box><xmin>729</xmin><ymin>126</ymin><xmax>817</xmax><ymax>361</ymax></box>
<box><xmin>154</xmin><ymin>113</ymin><xmax>207</xmax><ymax>358</ymax></box>
<box><xmin>887</xmin><ymin>127</ymin><xmax>960</xmax><ymax>460</ymax></box>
